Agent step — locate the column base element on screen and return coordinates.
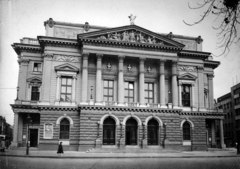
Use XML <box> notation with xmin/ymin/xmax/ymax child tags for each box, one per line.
<box><xmin>160</xmin><ymin>105</ymin><xmax>168</xmax><ymax>109</ymax></box>
<box><xmin>117</xmin><ymin>102</ymin><xmax>125</xmax><ymax>106</ymax></box>
<box><xmin>95</xmin><ymin>102</ymin><xmax>103</xmax><ymax>106</ymax></box>
<box><xmin>167</xmin><ymin>103</ymin><xmax>172</xmax><ymax>109</ymax></box>
<box><xmin>221</xmin><ymin>144</ymin><xmax>226</xmax><ymax>149</ymax></box>
<box><xmin>142</xmin><ymin>139</ymin><xmax>148</xmax><ymax>149</ymax></box>
<box><xmin>79</xmin><ymin>102</ymin><xmax>88</xmax><ymax>105</ymax></box>
<box><xmin>95</xmin><ymin>138</ymin><xmax>102</xmax><ymax>148</ymax></box>
<box><xmin>139</xmin><ymin>104</ymin><xmax>147</xmax><ymax>107</ymax></box>
<box><xmin>119</xmin><ymin>138</ymin><xmax>125</xmax><ymax>149</ymax></box>
<box><xmin>12</xmin><ymin>142</ymin><xmax>18</xmax><ymax>148</ymax></box>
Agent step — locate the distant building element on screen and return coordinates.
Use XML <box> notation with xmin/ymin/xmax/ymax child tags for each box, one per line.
<box><xmin>0</xmin><ymin>116</ymin><xmax>13</xmax><ymax>147</ymax></box>
<box><xmin>216</xmin><ymin>83</ymin><xmax>240</xmax><ymax>147</ymax></box>
<box><xmin>11</xmin><ymin>18</ymin><xmax>224</xmax><ymax>151</ymax></box>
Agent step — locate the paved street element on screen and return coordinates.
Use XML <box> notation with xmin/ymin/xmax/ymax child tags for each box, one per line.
<box><xmin>0</xmin><ymin>156</ymin><xmax>240</xmax><ymax>169</ymax></box>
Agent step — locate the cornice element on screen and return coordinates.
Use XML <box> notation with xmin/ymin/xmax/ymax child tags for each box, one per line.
<box><xmin>37</xmin><ymin>36</ymin><xmax>79</xmax><ymax>49</ymax></box>
<box><xmin>12</xmin><ymin>43</ymin><xmax>42</xmax><ymax>55</ymax></box>
<box><xmin>178</xmin><ymin>50</ymin><xmax>210</xmax><ymax>60</ymax></box>
<box><xmin>204</xmin><ymin>60</ymin><xmax>220</xmax><ymax>69</ymax></box>
<box><xmin>79</xmin><ymin>38</ymin><xmax>182</xmax><ymax>52</ymax></box>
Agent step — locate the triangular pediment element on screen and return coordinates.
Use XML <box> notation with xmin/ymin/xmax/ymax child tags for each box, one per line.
<box><xmin>27</xmin><ymin>76</ymin><xmax>42</xmax><ymax>83</ymax></box>
<box><xmin>178</xmin><ymin>73</ymin><xmax>197</xmax><ymax>80</ymax></box>
<box><xmin>55</xmin><ymin>63</ymin><xmax>79</xmax><ymax>72</ymax></box>
<box><xmin>78</xmin><ymin>25</ymin><xmax>185</xmax><ymax>48</ymax></box>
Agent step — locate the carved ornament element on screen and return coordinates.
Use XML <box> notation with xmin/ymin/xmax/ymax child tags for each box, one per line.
<box><xmin>43</xmin><ymin>53</ymin><xmax>53</xmax><ymax>60</ymax></box>
<box><xmin>96</xmin><ymin>30</ymin><xmax>165</xmax><ymax>45</ymax></box>
<box><xmin>53</xmin><ymin>55</ymin><xmax>81</xmax><ymax>62</ymax></box>
<box><xmin>178</xmin><ymin>65</ymin><xmax>196</xmax><ymax>72</ymax></box>
<box><xmin>54</xmin><ymin>27</ymin><xmax>82</xmax><ymax>39</ymax></box>
<box><xmin>174</xmin><ymin>39</ymin><xmax>197</xmax><ymax>50</ymax></box>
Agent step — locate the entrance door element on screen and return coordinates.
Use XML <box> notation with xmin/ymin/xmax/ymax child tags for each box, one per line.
<box><xmin>148</xmin><ymin>119</ymin><xmax>158</xmax><ymax>145</ymax></box>
<box><xmin>103</xmin><ymin>118</ymin><xmax>116</xmax><ymax>145</ymax></box>
<box><xmin>126</xmin><ymin>118</ymin><xmax>138</xmax><ymax>145</ymax></box>
<box><xmin>30</xmin><ymin>129</ymin><xmax>38</xmax><ymax>147</ymax></box>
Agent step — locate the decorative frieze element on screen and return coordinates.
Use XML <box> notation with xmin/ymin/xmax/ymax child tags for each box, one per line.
<box><xmin>43</xmin><ymin>53</ymin><xmax>53</xmax><ymax>60</ymax></box>
<box><xmin>54</xmin><ymin>27</ymin><xmax>83</xmax><ymax>39</ymax></box>
<box><xmin>53</xmin><ymin>55</ymin><xmax>81</xmax><ymax>62</ymax></box>
<box><xmin>178</xmin><ymin>65</ymin><xmax>196</xmax><ymax>72</ymax></box>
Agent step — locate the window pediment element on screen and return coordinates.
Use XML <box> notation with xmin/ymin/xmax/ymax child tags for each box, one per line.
<box><xmin>178</xmin><ymin>73</ymin><xmax>197</xmax><ymax>81</ymax></box>
<box><xmin>54</xmin><ymin>63</ymin><xmax>79</xmax><ymax>73</ymax></box>
<box><xmin>27</xmin><ymin>76</ymin><xmax>42</xmax><ymax>83</ymax></box>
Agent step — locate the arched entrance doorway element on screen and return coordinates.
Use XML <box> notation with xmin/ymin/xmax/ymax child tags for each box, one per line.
<box><xmin>103</xmin><ymin>117</ymin><xmax>116</xmax><ymax>145</ymax></box>
<box><xmin>147</xmin><ymin>119</ymin><xmax>158</xmax><ymax>145</ymax></box>
<box><xmin>126</xmin><ymin>118</ymin><xmax>138</xmax><ymax>145</ymax></box>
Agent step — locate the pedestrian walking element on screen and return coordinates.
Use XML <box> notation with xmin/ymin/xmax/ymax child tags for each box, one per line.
<box><xmin>57</xmin><ymin>142</ymin><xmax>64</xmax><ymax>156</ymax></box>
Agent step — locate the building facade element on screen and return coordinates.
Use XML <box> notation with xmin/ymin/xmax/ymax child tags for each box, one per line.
<box><xmin>216</xmin><ymin>83</ymin><xmax>240</xmax><ymax>147</ymax></box>
<box><xmin>0</xmin><ymin>116</ymin><xmax>13</xmax><ymax>147</ymax></box>
<box><xmin>11</xmin><ymin>18</ymin><xmax>224</xmax><ymax>151</ymax></box>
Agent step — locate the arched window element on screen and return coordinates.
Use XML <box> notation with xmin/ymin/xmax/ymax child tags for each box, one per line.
<box><xmin>126</xmin><ymin>118</ymin><xmax>138</xmax><ymax>145</ymax></box>
<box><xmin>103</xmin><ymin>117</ymin><xmax>116</xmax><ymax>145</ymax></box>
<box><xmin>60</xmin><ymin>118</ymin><xmax>70</xmax><ymax>139</ymax></box>
<box><xmin>183</xmin><ymin>122</ymin><xmax>191</xmax><ymax>140</ymax></box>
<box><xmin>147</xmin><ymin>119</ymin><xmax>158</xmax><ymax>145</ymax></box>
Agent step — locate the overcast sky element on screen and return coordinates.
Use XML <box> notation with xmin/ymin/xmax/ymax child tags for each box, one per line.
<box><xmin>0</xmin><ymin>0</ymin><xmax>239</xmax><ymax>125</ymax></box>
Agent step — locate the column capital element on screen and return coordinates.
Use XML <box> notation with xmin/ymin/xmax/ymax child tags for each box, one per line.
<box><xmin>171</xmin><ymin>60</ymin><xmax>178</xmax><ymax>65</ymax></box>
<box><xmin>118</xmin><ymin>55</ymin><xmax>125</xmax><ymax>60</ymax></box>
<box><xmin>197</xmin><ymin>66</ymin><xmax>204</xmax><ymax>72</ymax></box>
<box><xmin>43</xmin><ymin>53</ymin><xmax>53</xmax><ymax>60</ymax></box>
<box><xmin>207</xmin><ymin>73</ymin><xmax>214</xmax><ymax>79</ymax></box>
<box><xmin>159</xmin><ymin>59</ymin><xmax>166</xmax><ymax>64</ymax></box>
<box><xmin>82</xmin><ymin>52</ymin><xmax>89</xmax><ymax>59</ymax></box>
<box><xmin>96</xmin><ymin>53</ymin><xmax>103</xmax><ymax>60</ymax></box>
<box><xmin>19</xmin><ymin>59</ymin><xmax>30</xmax><ymax>65</ymax></box>
<box><xmin>139</xmin><ymin>57</ymin><xmax>146</xmax><ymax>62</ymax></box>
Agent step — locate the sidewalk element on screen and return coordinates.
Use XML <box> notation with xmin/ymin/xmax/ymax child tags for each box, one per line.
<box><xmin>0</xmin><ymin>148</ymin><xmax>239</xmax><ymax>158</ymax></box>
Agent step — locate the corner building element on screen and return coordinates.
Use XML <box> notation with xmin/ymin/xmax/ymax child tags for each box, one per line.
<box><xmin>11</xmin><ymin>18</ymin><xmax>225</xmax><ymax>151</ymax></box>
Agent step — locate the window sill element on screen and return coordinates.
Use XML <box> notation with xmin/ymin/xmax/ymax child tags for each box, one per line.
<box><xmin>58</xmin><ymin>140</ymin><xmax>70</xmax><ymax>145</ymax></box>
<box><xmin>182</xmin><ymin>140</ymin><xmax>191</xmax><ymax>146</ymax></box>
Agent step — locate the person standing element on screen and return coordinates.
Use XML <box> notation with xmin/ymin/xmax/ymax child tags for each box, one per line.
<box><xmin>57</xmin><ymin>142</ymin><xmax>64</xmax><ymax>156</ymax></box>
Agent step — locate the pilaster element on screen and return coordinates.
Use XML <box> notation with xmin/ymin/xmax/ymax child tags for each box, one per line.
<box><xmin>12</xmin><ymin>113</ymin><xmax>19</xmax><ymax>148</ymax></box>
<box><xmin>197</xmin><ymin>66</ymin><xmax>204</xmax><ymax>110</ymax></box>
<box><xmin>207</xmin><ymin>74</ymin><xmax>214</xmax><ymax>109</ymax></box>
<box><xmin>220</xmin><ymin>119</ymin><xmax>226</xmax><ymax>148</ymax></box>
<box><xmin>171</xmin><ymin>61</ymin><xmax>178</xmax><ymax>108</ymax></box>
<box><xmin>18</xmin><ymin>59</ymin><xmax>29</xmax><ymax>100</ymax></box>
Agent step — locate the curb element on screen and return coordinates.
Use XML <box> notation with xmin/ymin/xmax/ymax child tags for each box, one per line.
<box><xmin>1</xmin><ymin>154</ymin><xmax>239</xmax><ymax>159</ymax></box>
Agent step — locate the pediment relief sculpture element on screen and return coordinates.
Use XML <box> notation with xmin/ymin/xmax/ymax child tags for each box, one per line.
<box><xmin>96</xmin><ymin>30</ymin><xmax>166</xmax><ymax>45</ymax></box>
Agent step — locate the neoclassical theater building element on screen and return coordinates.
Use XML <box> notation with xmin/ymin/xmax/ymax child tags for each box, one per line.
<box><xmin>11</xmin><ymin>18</ymin><xmax>225</xmax><ymax>151</ymax></box>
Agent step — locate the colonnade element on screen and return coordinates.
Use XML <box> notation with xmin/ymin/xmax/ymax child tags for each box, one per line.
<box><xmin>80</xmin><ymin>53</ymin><xmax>179</xmax><ymax>108</ymax></box>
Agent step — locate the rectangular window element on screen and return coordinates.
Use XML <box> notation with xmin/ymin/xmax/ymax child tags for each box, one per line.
<box><xmin>124</xmin><ymin>81</ymin><xmax>134</xmax><ymax>103</ymax></box>
<box><xmin>31</xmin><ymin>86</ymin><xmax>40</xmax><ymax>101</ymax></box>
<box><xmin>145</xmin><ymin>82</ymin><xmax>154</xmax><ymax>103</ymax></box>
<box><xmin>33</xmin><ymin>63</ymin><xmax>42</xmax><ymax>72</ymax></box>
<box><xmin>182</xmin><ymin>84</ymin><xmax>191</xmax><ymax>107</ymax></box>
<box><xmin>60</xmin><ymin>77</ymin><xmax>72</xmax><ymax>102</ymax></box>
<box><xmin>103</xmin><ymin>80</ymin><xmax>114</xmax><ymax>102</ymax></box>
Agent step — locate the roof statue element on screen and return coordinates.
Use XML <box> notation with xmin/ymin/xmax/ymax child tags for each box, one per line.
<box><xmin>129</xmin><ymin>14</ymin><xmax>136</xmax><ymax>25</ymax></box>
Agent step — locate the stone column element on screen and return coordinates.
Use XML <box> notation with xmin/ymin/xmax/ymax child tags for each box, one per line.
<box><xmin>197</xmin><ymin>66</ymin><xmax>204</xmax><ymax>110</ymax></box>
<box><xmin>191</xmin><ymin>84</ymin><xmax>195</xmax><ymax>108</ymax></box>
<box><xmin>142</xmin><ymin>123</ymin><xmax>147</xmax><ymax>149</ymax></box>
<box><xmin>12</xmin><ymin>112</ymin><xmax>19</xmax><ymax>147</ymax></box>
<box><xmin>171</xmin><ymin>61</ymin><xmax>178</xmax><ymax>108</ymax></box>
<box><xmin>220</xmin><ymin>119</ymin><xmax>226</xmax><ymax>148</ymax></box>
<box><xmin>55</xmin><ymin>75</ymin><xmax>61</xmax><ymax>101</ymax></box>
<box><xmin>118</xmin><ymin>55</ymin><xmax>125</xmax><ymax>106</ymax></box>
<box><xmin>139</xmin><ymin>57</ymin><xmax>146</xmax><ymax>107</ymax></box>
<box><xmin>72</xmin><ymin>76</ymin><xmax>76</xmax><ymax>104</ymax></box>
<box><xmin>159</xmin><ymin>59</ymin><xmax>166</xmax><ymax>108</ymax></box>
<box><xmin>81</xmin><ymin>52</ymin><xmax>89</xmax><ymax>104</ymax></box>
<box><xmin>211</xmin><ymin>120</ymin><xmax>216</xmax><ymax>147</ymax></box>
<box><xmin>208</xmin><ymin>74</ymin><xmax>214</xmax><ymax>109</ymax></box>
<box><xmin>178</xmin><ymin>83</ymin><xmax>182</xmax><ymax>107</ymax></box>
<box><xmin>95</xmin><ymin>54</ymin><xmax>103</xmax><ymax>105</ymax></box>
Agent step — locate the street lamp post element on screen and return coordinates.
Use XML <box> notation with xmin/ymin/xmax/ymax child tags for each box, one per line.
<box><xmin>26</xmin><ymin>114</ymin><xmax>32</xmax><ymax>155</ymax></box>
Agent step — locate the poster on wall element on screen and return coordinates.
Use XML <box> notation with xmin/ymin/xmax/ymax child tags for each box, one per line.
<box><xmin>44</xmin><ymin>123</ymin><xmax>53</xmax><ymax>139</ymax></box>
